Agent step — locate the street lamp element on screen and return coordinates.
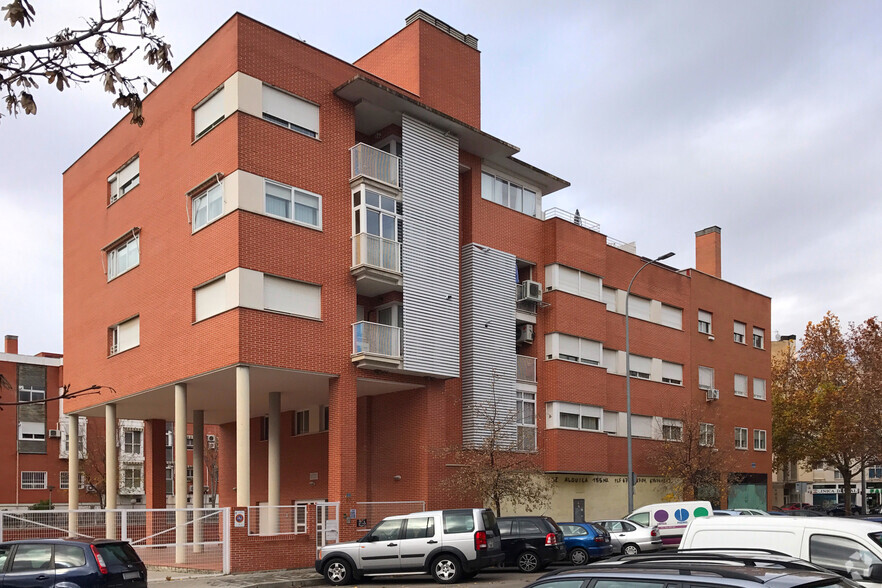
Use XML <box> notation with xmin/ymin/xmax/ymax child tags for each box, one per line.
<box><xmin>626</xmin><ymin>251</ymin><xmax>675</xmax><ymax>514</ymax></box>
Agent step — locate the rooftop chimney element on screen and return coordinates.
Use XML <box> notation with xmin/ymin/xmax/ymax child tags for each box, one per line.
<box><xmin>695</xmin><ymin>226</ymin><xmax>722</xmax><ymax>278</ymax></box>
<box><xmin>5</xmin><ymin>335</ymin><xmax>18</xmax><ymax>354</ymax></box>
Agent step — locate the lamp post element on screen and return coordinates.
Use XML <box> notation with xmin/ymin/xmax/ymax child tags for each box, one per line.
<box><xmin>626</xmin><ymin>251</ymin><xmax>675</xmax><ymax>514</ymax></box>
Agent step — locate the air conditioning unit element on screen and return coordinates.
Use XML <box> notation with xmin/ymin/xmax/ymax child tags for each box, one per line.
<box><xmin>517</xmin><ymin>324</ymin><xmax>535</xmax><ymax>344</ymax></box>
<box><xmin>706</xmin><ymin>388</ymin><xmax>720</xmax><ymax>401</ymax></box>
<box><xmin>48</xmin><ymin>429</ymin><xmax>61</xmax><ymax>438</ymax></box>
<box><xmin>517</xmin><ymin>280</ymin><xmax>543</xmax><ymax>303</ymax></box>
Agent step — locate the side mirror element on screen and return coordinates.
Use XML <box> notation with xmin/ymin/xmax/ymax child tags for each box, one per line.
<box><xmin>867</xmin><ymin>564</ymin><xmax>882</xmax><ymax>582</ymax></box>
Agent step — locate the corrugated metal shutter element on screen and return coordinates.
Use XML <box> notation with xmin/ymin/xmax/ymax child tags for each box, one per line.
<box><xmin>401</xmin><ymin>115</ymin><xmax>460</xmax><ymax>377</ymax></box>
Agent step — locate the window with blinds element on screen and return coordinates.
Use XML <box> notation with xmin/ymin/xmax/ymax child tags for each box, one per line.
<box><xmin>547</xmin><ymin>264</ymin><xmax>601</xmax><ymax>300</ymax></box>
<box><xmin>195</xmin><ymin>277</ymin><xmax>227</xmax><ymax>322</ymax></box>
<box><xmin>734</xmin><ymin>321</ymin><xmax>746</xmax><ymax>344</ymax></box>
<box><xmin>734</xmin><ymin>374</ymin><xmax>748</xmax><ymax>396</ymax></box>
<box><xmin>627</xmin><ymin>295</ymin><xmax>651</xmax><ymax>321</ymax></box>
<box><xmin>602</xmin><ymin>287</ymin><xmax>617</xmax><ymax>312</ymax></box>
<box><xmin>194</xmin><ymin>87</ymin><xmax>225</xmax><ymax>138</ymax></box>
<box><xmin>108</xmin><ymin>156</ymin><xmax>139</xmax><ymax>203</ymax></box>
<box><xmin>753</xmin><ymin>378</ymin><xmax>766</xmax><ymax>400</ymax></box>
<box><xmin>262</xmin><ymin>84</ymin><xmax>319</xmax><ymax>138</ymax></box>
<box><xmin>263</xmin><ymin>275</ymin><xmax>321</xmax><ymax>319</ymax></box>
<box><xmin>631</xmin><ymin>415</ymin><xmax>653</xmax><ymax>438</ymax></box>
<box><xmin>660</xmin><ymin>304</ymin><xmax>683</xmax><ymax>329</ymax></box>
<box><xmin>110</xmin><ymin>316</ymin><xmax>139</xmax><ymax>355</ymax></box>
<box><xmin>698</xmin><ymin>366</ymin><xmax>714</xmax><ymax>390</ymax></box>
<box><xmin>628</xmin><ymin>354</ymin><xmax>651</xmax><ymax>379</ymax></box>
<box><xmin>547</xmin><ymin>333</ymin><xmax>602</xmax><ymax>365</ymax></box>
<box><xmin>661</xmin><ymin>361</ymin><xmax>683</xmax><ymax>385</ymax></box>
<box><xmin>698</xmin><ymin>310</ymin><xmax>712</xmax><ymax>334</ymax></box>
<box><xmin>549</xmin><ymin>402</ymin><xmax>603</xmax><ymax>432</ymax></box>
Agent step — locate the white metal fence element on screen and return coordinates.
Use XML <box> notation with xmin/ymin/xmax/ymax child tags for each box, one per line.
<box><xmin>352</xmin><ymin>232</ymin><xmax>401</xmax><ymax>272</ymax></box>
<box><xmin>351</xmin><ymin>143</ymin><xmax>400</xmax><ymax>187</ymax></box>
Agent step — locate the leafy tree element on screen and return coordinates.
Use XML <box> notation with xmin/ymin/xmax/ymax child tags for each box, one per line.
<box><xmin>1</xmin><ymin>0</ymin><xmax>172</xmax><ymax>125</ymax></box>
<box><xmin>647</xmin><ymin>404</ymin><xmax>743</xmax><ymax>506</ymax></box>
<box><xmin>773</xmin><ymin>313</ymin><xmax>882</xmax><ymax>514</ymax></box>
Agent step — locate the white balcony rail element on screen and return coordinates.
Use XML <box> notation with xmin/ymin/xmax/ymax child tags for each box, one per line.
<box><xmin>352</xmin><ymin>321</ymin><xmax>402</xmax><ymax>358</ymax></box>
<box><xmin>352</xmin><ymin>233</ymin><xmax>401</xmax><ymax>272</ymax></box>
<box><xmin>517</xmin><ymin>355</ymin><xmax>537</xmax><ymax>383</ymax></box>
<box><xmin>351</xmin><ymin>143</ymin><xmax>400</xmax><ymax>188</ymax></box>
<box><xmin>544</xmin><ymin>207</ymin><xmax>600</xmax><ymax>231</ymax></box>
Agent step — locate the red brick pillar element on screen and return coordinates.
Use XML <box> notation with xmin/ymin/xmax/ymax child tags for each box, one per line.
<box><xmin>328</xmin><ymin>375</ymin><xmax>358</xmax><ymax>541</ymax></box>
<box><xmin>143</xmin><ymin>419</ymin><xmax>167</xmax><ymax>545</ymax></box>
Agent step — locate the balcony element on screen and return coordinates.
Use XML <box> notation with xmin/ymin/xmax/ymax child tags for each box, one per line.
<box><xmin>351</xmin><ymin>233</ymin><xmax>403</xmax><ymax>296</ymax></box>
<box><xmin>351</xmin><ymin>143</ymin><xmax>400</xmax><ymax>188</ymax></box>
<box><xmin>351</xmin><ymin>321</ymin><xmax>403</xmax><ymax>371</ymax></box>
<box><xmin>515</xmin><ymin>283</ymin><xmax>538</xmax><ymax>325</ymax></box>
<box><xmin>517</xmin><ymin>355</ymin><xmax>537</xmax><ymax>384</ymax></box>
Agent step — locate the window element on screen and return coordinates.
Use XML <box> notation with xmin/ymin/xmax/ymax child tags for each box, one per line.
<box><xmin>60</xmin><ymin>471</ymin><xmax>85</xmax><ymax>490</ymax></box>
<box><xmin>699</xmin><ymin>423</ymin><xmax>715</xmax><ymax>447</ymax></box>
<box><xmin>547</xmin><ymin>333</ymin><xmax>602</xmax><ymax>365</ymax></box>
<box><xmin>319</xmin><ymin>405</ymin><xmax>329</xmax><ymax>432</ymax></box>
<box><xmin>186</xmin><ymin>466</ymin><xmax>194</xmax><ymax>481</ymax></box>
<box><xmin>698</xmin><ymin>366</ymin><xmax>715</xmax><ymax>390</ymax></box>
<box><xmin>123</xmin><ymin>429</ymin><xmax>143</xmax><ymax>455</ymax></box>
<box><xmin>753</xmin><ymin>378</ymin><xmax>767</xmax><ymax>400</ymax></box>
<box><xmin>259</xmin><ymin>416</ymin><xmax>269</xmax><ymax>441</ymax></box>
<box><xmin>294</xmin><ymin>410</ymin><xmax>310</xmax><ymax>435</ymax></box>
<box><xmin>734</xmin><ymin>321</ymin><xmax>746</xmax><ymax>344</ymax></box>
<box><xmin>192</xmin><ymin>182</ymin><xmax>223</xmax><ymax>231</ymax></box>
<box><xmin>734</xmin><ymin>374</ymin><xmax>748</xmax><ymax>397</ymax></box>
<box><xmin>60</xmin><ymin>417</ymin><xmax>87</xmax><ymax>459</ymax></box>
<box><xmin>754</xmin><ymin>429</ymin><xmax>767</xmax><ymax>451</ymax></box>
<box><xmin>262</xmin><ymin>84</ymin><xmax>319</xmax><ymax>137</ymax></box>
<box><xmin>107</xmin><ymin>234</ymin><xmax>139</xmax><ymax>280</ymax></box>
<box><xmin>263</xmin><ymin>275</ymin><xmax>321</xmax><ymax>319</ymax></box>
<box><xmin>661</xmin><ymin>361</ymin><xmax>683</xmax><ymax>385</ymax></box>
<box><xmin>165</xmin><ymin>466</ymin><xmax>174</xmax><ymax>495</ymax></box>
<box><xmin>21</xmin><ymin>471</ymin><xmax>47</xmax><ymax>489</ymax></box>
<box><xmin>627</xmin><ymin>295</ymin><xmax>651</xmax><ymax>321</ymax></box>
<box><xmin>549</xmin><ymin>402</ymin><xmax>602</xmax><ymax>432</ymax></box>
<box><xmin>516</xmin><ymin>390</ymin><xmax>536</xmax><ymax>451</ymax></box>
<box><xmin>18</xmin><ymin>386</ymin><xmax>45</xmax><ymax>402</ymax></box>
<box><xmin>630</xmin><ymin>415</ymin><xmax>653</xmax><ymax>438</ymax></box>
<box><xmin>265</xmin><ymin>180</ymin><xmax>321</xmax><ymax>228</ymax></box>
<box><xmin>660</xmin><ymin>304</ymin><xmax>683</xmax><ymax>329</ymax></box>
<box><xmin>481</xmin><ymin>171</ymin><xmax>539</xmax><ymax>216</ymax></box>
<box><xmin>404</xmin><ymin>516</ymin><xmax>436</xmax><ymax>540</ymax></box>
<box><xmin>19</xmin><ymin>421</ymin><xmax>45</xmax><ymax>441</ymax></box>
<box><xmin>869</xmin><ymin>467</ymin><xmax>882</xmax><ymax>479</ymax></box>
<box><xmin>186</xmin><ymin>434</ymin><xmax>194</xmax><ymax>449</ymax></box>
<box><xmin>121</xmin><ymin>465</ymin><xmax>143</xmax><ymax>491</ymax></box>
<box><xmin>194</xmin><ymin>87</ymin><xmax>225</xmax><ymax>138</ymax></box>
<box><xmin>10</xmin><ymin>543</ymin><xmax>52</xmax><ymax>572</ymax></box>
<box><xmin>108</xmin><ymin>156</ymin><xmax>139</xmax><ymax>203</ymax></box>
<box><xmin>602</xmin><ymin>349</ymin><xmax>619</xmax><ymax>374</ymax></box>
<box><xmin>602</xmin><ymin>287</ymin><xmax>617</xmax><ymax>312</ymax></box>
<box><xmin>109</xmin><ymin>315</ymin><xmax>139</xmax><ymax>355</ymax></box>
<box><xmin>195</xmin><ymin>276</ymin><xmax>227</xmax><ymax>322</ymax></box>
<box><xmin>351</xmin><ymin>186</ymin><xmax>401</xmax><ymax>270</ymax></box>
<box><xmin>809</xmin><ymin>534</ymin><xmax>882</xmax><ymax>582</ymax></box>
<box><xmin>546</xmin><ymin>264</ymin><xmax>601</xmax><ymax>300</ymax></box>
<box><xmin>662</xmin><ymin>418</ymin><xmax>682</xmax><ymax>441</ymax></box>
<box><xmin>54</xmin><ymin>544</ymin><xmax>87</xmax><ymax>569</ymax></box>
<box><xmin>753</xmin><ymin>327</ymin><xmax>765</xmax><ymax>349</ymax></box>
<box><xmin>165</xmin><ymin>430</ymin><xmax>173</xmax><ymax>448</ymax></box>
<box><xmin>628</xmin><ymin>354</ymin><xmax>651</xmax><ymax>379</ymax></box>
<box><xmin>698</xmin><ymin>310</ymin><xmax>712</xmax><ymax>334</ymax></box>
<box><xmin>735</xmin><ymin>427</ymin><xmax>748</xmax><ymax>450</ymax></box>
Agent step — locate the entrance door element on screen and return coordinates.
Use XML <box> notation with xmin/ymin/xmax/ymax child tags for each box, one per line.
<box><xmin>315</xmin><ymin>501</ymin><xmax>340</xmax><ymax>554</ymax></box>
<box><xmin>573</xmin><ymin>499</ymin><xmax>585</xmax><ymax>523</ymax></box>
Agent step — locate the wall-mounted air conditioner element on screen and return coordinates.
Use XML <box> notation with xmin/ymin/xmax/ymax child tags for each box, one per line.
<box><xmin>706</xmin><ymin>388</ymin><xmax>720</xmax><ymax>401</ymax></box>
<box><xmin>518</xmin><ymin>280</ymin><xmax>543</xmax><ymax>303</ymax></box>
<box><xmin>517</xmin><ymin>324</ymin><xmax>535</xmax><ymax>344</ymax></box>
<box><xmin>48</xmin><ymin>429</ymin><xmax>61</xmax><ymax>438</ymax></box>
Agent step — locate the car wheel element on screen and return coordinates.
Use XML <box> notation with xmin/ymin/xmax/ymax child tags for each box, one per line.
<box><xmin>622</xmin><ymin>543</ymin><xmax>640</xmax><ymax>556</ymax></box>
<box><xmin>517</xmin><ymin>551</ymin><xmax>540</xmax><ymax>573</ymax></box>
<box><xmin>431</xmin><ymin>554</ymin><xmax>463</xmax><ymax>584</ymax></box>
<box><xmin>324</xmin><ymin>558</ymin><xmax>353</xmax><ymax>586</ymax></box>
<box><xmin>569</xmin><ymin>547</ymin><xmax>590</xmax><ymax>566</ymax></box>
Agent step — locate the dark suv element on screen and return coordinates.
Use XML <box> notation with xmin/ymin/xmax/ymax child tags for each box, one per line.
<box><xmin>497</xmin><ymin>516</ymin><xmax>566</xmax><ymax>572</ymax></box>
<box><xmin>0</xmin><ymin>537</ymin><xmax>147</xmax><ymax>587</ymax></box>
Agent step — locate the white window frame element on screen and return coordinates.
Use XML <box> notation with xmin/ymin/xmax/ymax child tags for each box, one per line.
<box><xmin>108</xmin><ymin>155</ymin><xmax>139</xmax><ymax>203</ymax></box>
<box><xmin>192</xmin><ymin>182</ymin><xmax>224</xmax><ymax>232</ymax></box>
<box><xmin>18</xmin><ymin>386</ymin><xmax>46</xmax><ymax>403</ymax></box>
<box><xmin>698</xmin><ymin>310</ymin><xmax>712</xmax><ymax>334</ymax></box>
<box><xmin>548</xmin><ymin>402</ymin><xmax>603</xmax><ymax>432</ymax></box>
<box><xmin>109</xmin><ymin>315</ymin><xmax>139</xmax><ymax>355</ymax></box>
<box><xmin>735</xmin><ymin>427</ymin><xmax>749</xmax><ymax>450</ymax></box>
<box><xmin>699</xmin><ymin>423</ymin><xmax>715</xmax><ymax>447</ymax></box>
<box><xmin>21</xmin><ymin>471</ymin><xmax>47</xmax><ymax>490</ymax></box>
<box><xmin>480</xmin><ymin>169</ymin><xmax>540</xmax><ymax>217</ymax></box>
<box><xmin>753</xmin><ymin>378</ymin><xmax>767</xmax><ymax>400</ymax></box>
<box><xmin>734</xmin><ymin>374</ymin><xmax>748</xmax><ymax>397</ymax></box>
<box><xmin>264</xmin><ymin>180</ymin><xmax>322</xmax><ymax>230</ymax></box>
<box><xmin>628</xmin><ymin>354</ymin><xmax>652</xmax><ymax>380</ymax></box>
<box><xmin>262</xmin><ymin>84</ymin><xmax>319</xmax><ymax>138</ymax></box>
<box><xmin>121</xmin><ymin>464</ymin><xmax>144</xmax><ymax>493</ymax></box>
<box><xmin>107</xmin><ymin>234</ymin><xmax>140</xmax><ymax>281</ymax></box>
<box><xmin>661</xmin><ymin>361</ymin><xmax>683</xmax><ymax>385</ymax></box>
<box><xmin>194</xmin><ymin>86</ymin><xmax>225</xmax><ymax>139</ymax></box>
<box><xmin>123</xmin><ymin>429</ymin><xmax>143</xmax><ymax>456</ymax></box>
<box><xmin>19</xmin><ymin>421</ymin><xmax>46</xmax><ymax>441</ymax></box>
<box><xmin>753</xmin><ymin>327</ymin><xmax>765</xmax><ymax>349</ymax></box>
<box><xmin>516</xmin><ymin>391</ymin><xmax>537</xmax><ymax>452</ymax></box>
<box><xmin>754</xmin><ymin>429</ymin><xmax>767</xmax><ymax>451</ymax></box>
<box><xmin>698</xmin><ymin>366</ymin><xmax>715</xmax><ymax>390</ymax></box>
<box><xmin>734</xmin><ymin>321</ymin><xmax>746</xmax><ymax>344</ymax></box>
<box><xmin>662</xmin><ymin>418</ymin><xmax>682</xmax><ymax>441</ymax></box>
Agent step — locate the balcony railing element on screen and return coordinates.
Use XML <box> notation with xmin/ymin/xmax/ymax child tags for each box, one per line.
<box><xmin>544</xmin><ymin>207</ymin><xmax>600</xmax><ymax>231</ymax></box>
<box><xmin>352</xmin><ymin>233</ymin><xmax>401</xmax><ymax>273</ymax></box>
<box><xmin>351</xmin><ymin>143</ymin><xmax>400</xmax><ymax>188</ymax></box>
<box><xmin>352</xmin><ymin>321</ymin><xmax>402</xmax><ymax>358</ymax></box>
<box><xmin>517</xmin><ymin>355</ymin><xmax>537</xmax><ymax>383</ymax></box>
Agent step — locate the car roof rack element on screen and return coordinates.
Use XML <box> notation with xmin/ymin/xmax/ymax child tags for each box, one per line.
<box><xmin>580</xmin><ymin>564</ymin><xmax>768</xmax><ymax>583</ymax></box>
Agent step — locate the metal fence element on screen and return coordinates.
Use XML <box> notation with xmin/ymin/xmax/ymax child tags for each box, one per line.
<box><xmin>352</xmin><ymin>233</ymin><xmax>401</xmax><ymax>272</ymax></box>
<box><xmin>246</xmin><ymin>504</ymin><xmax>308</xmax><ymax>536</ymax></box>
<box><xmin>351</xmin><ymin>143</ymin><xmax>400</xmax><ymax>187</ymax></box>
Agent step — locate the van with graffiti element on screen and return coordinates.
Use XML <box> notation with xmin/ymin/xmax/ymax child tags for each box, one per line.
<box><xmin>625</xmin><ymin>501</ymin><xmax>713</xmax><ymax>545</ymax></box>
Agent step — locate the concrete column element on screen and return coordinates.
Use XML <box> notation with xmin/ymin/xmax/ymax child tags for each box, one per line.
<box><xmin>267</xmin><ymin>391</ymin><xmax>281</xmax><ymax>535</ymax></box>
<box><xmin>105</xmin><ymin>403</ymin><xmax>118</xmax><ymax>539</ymax></box>
<box><xmin>236</xmin><ymin>366</ymin><xmax>250</xmax><ymax>507</ymax></box>
<box><xmin>192</xmin><ymin>410</ymin><xmax>204</xmax><ymax>553</ymax></box>
<box><xmin>174</xmin><ymin>384</ymin><xmax>188</xmax><ymax>563</ymax></box>
<box><xmin>67</xmin><ymin>414</ymin><xmax>79</xmax><ymax>537</ymax></box>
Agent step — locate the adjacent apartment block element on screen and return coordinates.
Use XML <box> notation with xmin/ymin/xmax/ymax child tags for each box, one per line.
<box><xmin>62</xmin><ymin>11</ymin><xmax>771</xmax><ymax>567</ymax></box>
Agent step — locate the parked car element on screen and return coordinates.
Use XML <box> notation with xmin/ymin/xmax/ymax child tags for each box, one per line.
<box><xmin>557</xmin><ymin>522</ymin><xmax>612</xmax><ymax>565</ymax></box>
<box><xmin>827</xmin><ymin>503</ymin><xmax>863</xmax><ymax>517</ymax></box>
<box><xmin>315</xmin><ymin>508</ymin><xmax>503</xmax><ymax>585</ymax></box>
<box><xmin>0</xmin><ymin>537</ymin><xmax>147</xmax><ymax>587</ymax></box>
<box><xmin>497</xmin><ymin>516</ymin><xmax>567</xmax><ymax>572</ymax></box>
<box><xmin>780</xmin><ymin>502</ymin><xmax>814</xmax><ymax>510</ymax></box>
<box><xmin>779</xmin><ymin>508</ymin><xmax>826</xmax><ymax>517</ymax></box>
<box><xmin>732</xmin><ymin>508</ymin><xmax>771</xmax><ymax>516</ymax></box>
<box><xmin>625</xmin><ymin>501</ymin><xmax>713</xmax><ymax>545</ymax></box>
<box><xmin>593</xmin><ymin>519</ymin><xmax>664</xmax><ymax>555</ymax></box>
<box><xmin>713</xmin><ymin>510</ymin><xmax>744</xmax><ymax>516</ymax></box>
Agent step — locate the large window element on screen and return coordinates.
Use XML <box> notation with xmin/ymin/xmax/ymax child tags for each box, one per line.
<box><xmin>699</xmin><ymin>423</ymin><xmax>715</xmax><ymax>447</ymax></box>
<box><xmin>108</xmin><ymin>156</ymin><xmax>139</xmax><ymax>203</ymax></box>
<box><xmin>265</xmin><ymin>180</ymin><xmax>321</xmax><ymax>228</ymax></box>
<box><xmin>546</xmin><ymin>333</ymin><xmax>601</xmax><ymax>365</ymax></box>
<box><xmin>734</xmin><ymin>321</ymin><xmax>746</xmax><ymax>344</ymax></box>
<box><xmin>262</xmin><ymin>84</ymin><xmax>319</xmax><ymax>138</ymax></box>
<box><xmin>545</xmin><ymin>264</ymin><xmax>601</xmax><ymax>301</ymax></box>
<box><xmin>753</xmin><ymin>378</ymin><xmax>767</xmax><ymax>400</ymax></box>
<box><xmin>294</xmin><ymin>410</ymin><xmax>310</xmax><ymax>435</ymax></box>
<box><xmin>662</xmin><ymin>418</ymin><xmax>682</xmax><ymax>441</ymax></box>
<box><xmin>194</xmin><ymin>277</ymin><xmax>227</xmax><ymax>322</ymax></box>
<box><xmin>698</xmin><ymin>366</ymin><xmax>715</xmax><ymax>391</ymax></box>
<box><xmin>121</xmin><ymin>465</ymin><xmax>143</xmax><ymax>492</ymax></box>
<box><xmin>123</xmin><ymin>429</ymin><xmax>142</xmax><ymax>455</ymax></box>
<box><xmin>698</xmin><ymin>310</ymin><xmax>712</xmax><ymax>334</ymax></box>
<box><xmin>661</xmin><ymin>361</ymin><xmax>683</xmax><ymax>385</ymax></box>
<box><xmin>628</xmin><ymin>354</ymin><xmax>651</xmax><ymax>380</ymax></box>
<box><xmin>263</xmin><ymin>275</ymin><xmax>321</xmax><ymax>319</ymax></box>
<box><xmin>481</xmin><ymin>171</ymin><xmax>539</xmax><ymax>217</ymax></box>
<box><xmin>516</xmin><ymin>390</ymin><xmax>536</xmax><ymax>451</ymax></box>
<box><xmin>753</xmin><ymin>429</ymin><xmax>767</xmax><ymax>451</ymax></box>
<box><xmin>21</xmin><ymin>471</ymin><xmax>47</xmax><ymax>489</ymax></box>
<box><xmin>735</xmin><ymin>427</ymin><xmax>748</xmax><ymax>450</ymax></box>
<box><xmin>660</xmin><ymin>304</ymin><xmax>683</xmax><ymax>329</ymax></box>
<box><xmin>107</xmin><ymin>235</ymin><xmax>139</xmax><ymax>280</ymax></box>
<box><xmin>194</xmin><ymin>87</ymin><xmax>225</xmax><ymax>139</ymax></box>
<box><xmin>548</xmin><ymin>402</ymin><xmax>602</xmax><ymax>432</ymax></box>
<box><xmin>109</xmin><ymin>315</ymin><xmax>139</xmax><ymax>355</ymax></box>
<box><xmin>627</xmin><ymin>295</ymin><xmax>651</xmax><ymax>321</ymax></box>
<box><xmin>60</xmin><ymin>472</ymin><xmax>85</xmax><ymax>490</ymax></box>
<box><xmin>734</xmin><ymin>374</ymin><xmax>748</xmax><ymax>397</ymax></box>
<box><xmin>19</xmin><ymin>421</ymin><xmax>45</xmax><ymax>441</ymax></box>
<box><xmin>192</xmin><ymin>183</ymin><xmax>223</xmax><ymax>231</ymax></box>
<box><xmin>753</xmin><ymin>327</ymin><xmax>765</xmax><ymax>349</ymax></box>
<box><xmin>18</xmin><ymin>386</ymin><xmax>45</xmax><ymax>403</ymax></box>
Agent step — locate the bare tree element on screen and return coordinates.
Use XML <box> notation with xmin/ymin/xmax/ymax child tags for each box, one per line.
<box><xmin>0</xmin><ymin>382</ymin><xmax>116</xmax><ymax>409</ymax></box>
<box><xmin>1</xmin><ymin>0</ymin><xmax>172</xmax><ymax>125</ymax></box>
<box><xmin>80</xmin><ymin>437</ymin><xmax>108</xmax><ymax>508</ymax></box>
<box><xmin>203</xmin><ymin>436</ymin><xmax>220</xmax><ymax>508</ymax></box>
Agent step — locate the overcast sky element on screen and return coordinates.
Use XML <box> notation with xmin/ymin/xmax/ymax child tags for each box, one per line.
<box><xmin>1</xmin><ymin>1</ymin><xmax>880</xmax><ymax>355</ymax></box>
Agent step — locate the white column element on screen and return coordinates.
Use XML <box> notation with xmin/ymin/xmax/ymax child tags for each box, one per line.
<box><xmin>192</xmin><ymin>409</ymin><xmax>204</xmax><ymax>553</ymax></box>
<box><xmin>105</xmin><ymin>403</ymin><xmax>118</xmax><ymax>539</ymax></box>
<box><xmin>236</xmin><ymin>366</ymin><xmax>250</xmax><ymax>507</ymax></box>
<box><xmin>174</xmin><ymin>384</ymin><xmax>188</xmax><ymax>564</ymax></box>
<box><xmin>267</xmin><ymin>391</ymin><xmax>281</xmax><ymax>535</ymax></box>
<box><xmin>67</xmin><ymin>414</ymin><xmax>79</xmax><ymax>537</ymax></box>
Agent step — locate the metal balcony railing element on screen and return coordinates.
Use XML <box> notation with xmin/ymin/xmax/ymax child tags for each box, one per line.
<box><xmin>352</xmin><ymin>321</ymin><xmax>402</xmax><ymax>358</ymax></box>
<box><xmin>517</xmin><ymin>355</ymin><xmax>537</xmax><ymax>383</ymax></box>
<box><xmin>352</xmin><ymin>233</ymin><xmax>401</xmax><ymax>273</ymax></box>
<box><xmin>544</xmin><ymin>207</ymin><xmax>600</xmax><ymax>231</ymax></box>
<box><xmin>351</xmin><ymin>143</ymin><xmax>400</xmax><ymax>188</ymax></box>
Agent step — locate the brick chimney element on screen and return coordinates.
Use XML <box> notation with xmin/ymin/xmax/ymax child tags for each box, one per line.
<box><xmin>5</xmin><ymin>335</ymin><xmax>18</xmax><ymax>354</ymax></box>
<box><xmin>695</xmin><ymin>226</ymin><xmax>722</xmax><ymax>278</ymax></box>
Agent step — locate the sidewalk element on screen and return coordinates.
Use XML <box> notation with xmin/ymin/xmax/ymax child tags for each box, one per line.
<box><xmin>147</xmin><ymin>568</ymin><xmax>324</xmax><ymax>588</ymax></box>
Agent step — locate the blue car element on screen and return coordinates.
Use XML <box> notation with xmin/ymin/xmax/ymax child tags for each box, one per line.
<box><xmin>558</xmin><ymin>522</ymin><xmax>613</xmax><ymax>565</ymax></box>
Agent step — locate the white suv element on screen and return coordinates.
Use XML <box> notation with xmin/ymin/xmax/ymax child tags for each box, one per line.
<box><xmin>315</xmin><ymin>508</ymin><xmax>504</xmax><ymax>585</ymax></box>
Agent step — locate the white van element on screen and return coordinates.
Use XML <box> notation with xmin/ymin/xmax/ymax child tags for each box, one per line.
<box><xmin>625</xmin><ymin>501</ymin><xmax>712</xmax><ymax>545</ymax></box>
<box><xmin>680</xmin><ymin>516</ymin><xmax>882</xmax><ymax>586</ymax></box>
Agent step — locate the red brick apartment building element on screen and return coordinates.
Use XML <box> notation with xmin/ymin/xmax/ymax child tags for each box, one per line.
<box><xmin>62</xmin><ymin>11</ymin><xmax>770</xmax><ymax>566</ymax></box>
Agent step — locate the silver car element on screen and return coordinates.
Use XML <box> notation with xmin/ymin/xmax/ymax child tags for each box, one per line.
<box><xmin>593</xmin><ymin>519</ymin><xmax>664</xmax><ymax>555</ymax></box>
